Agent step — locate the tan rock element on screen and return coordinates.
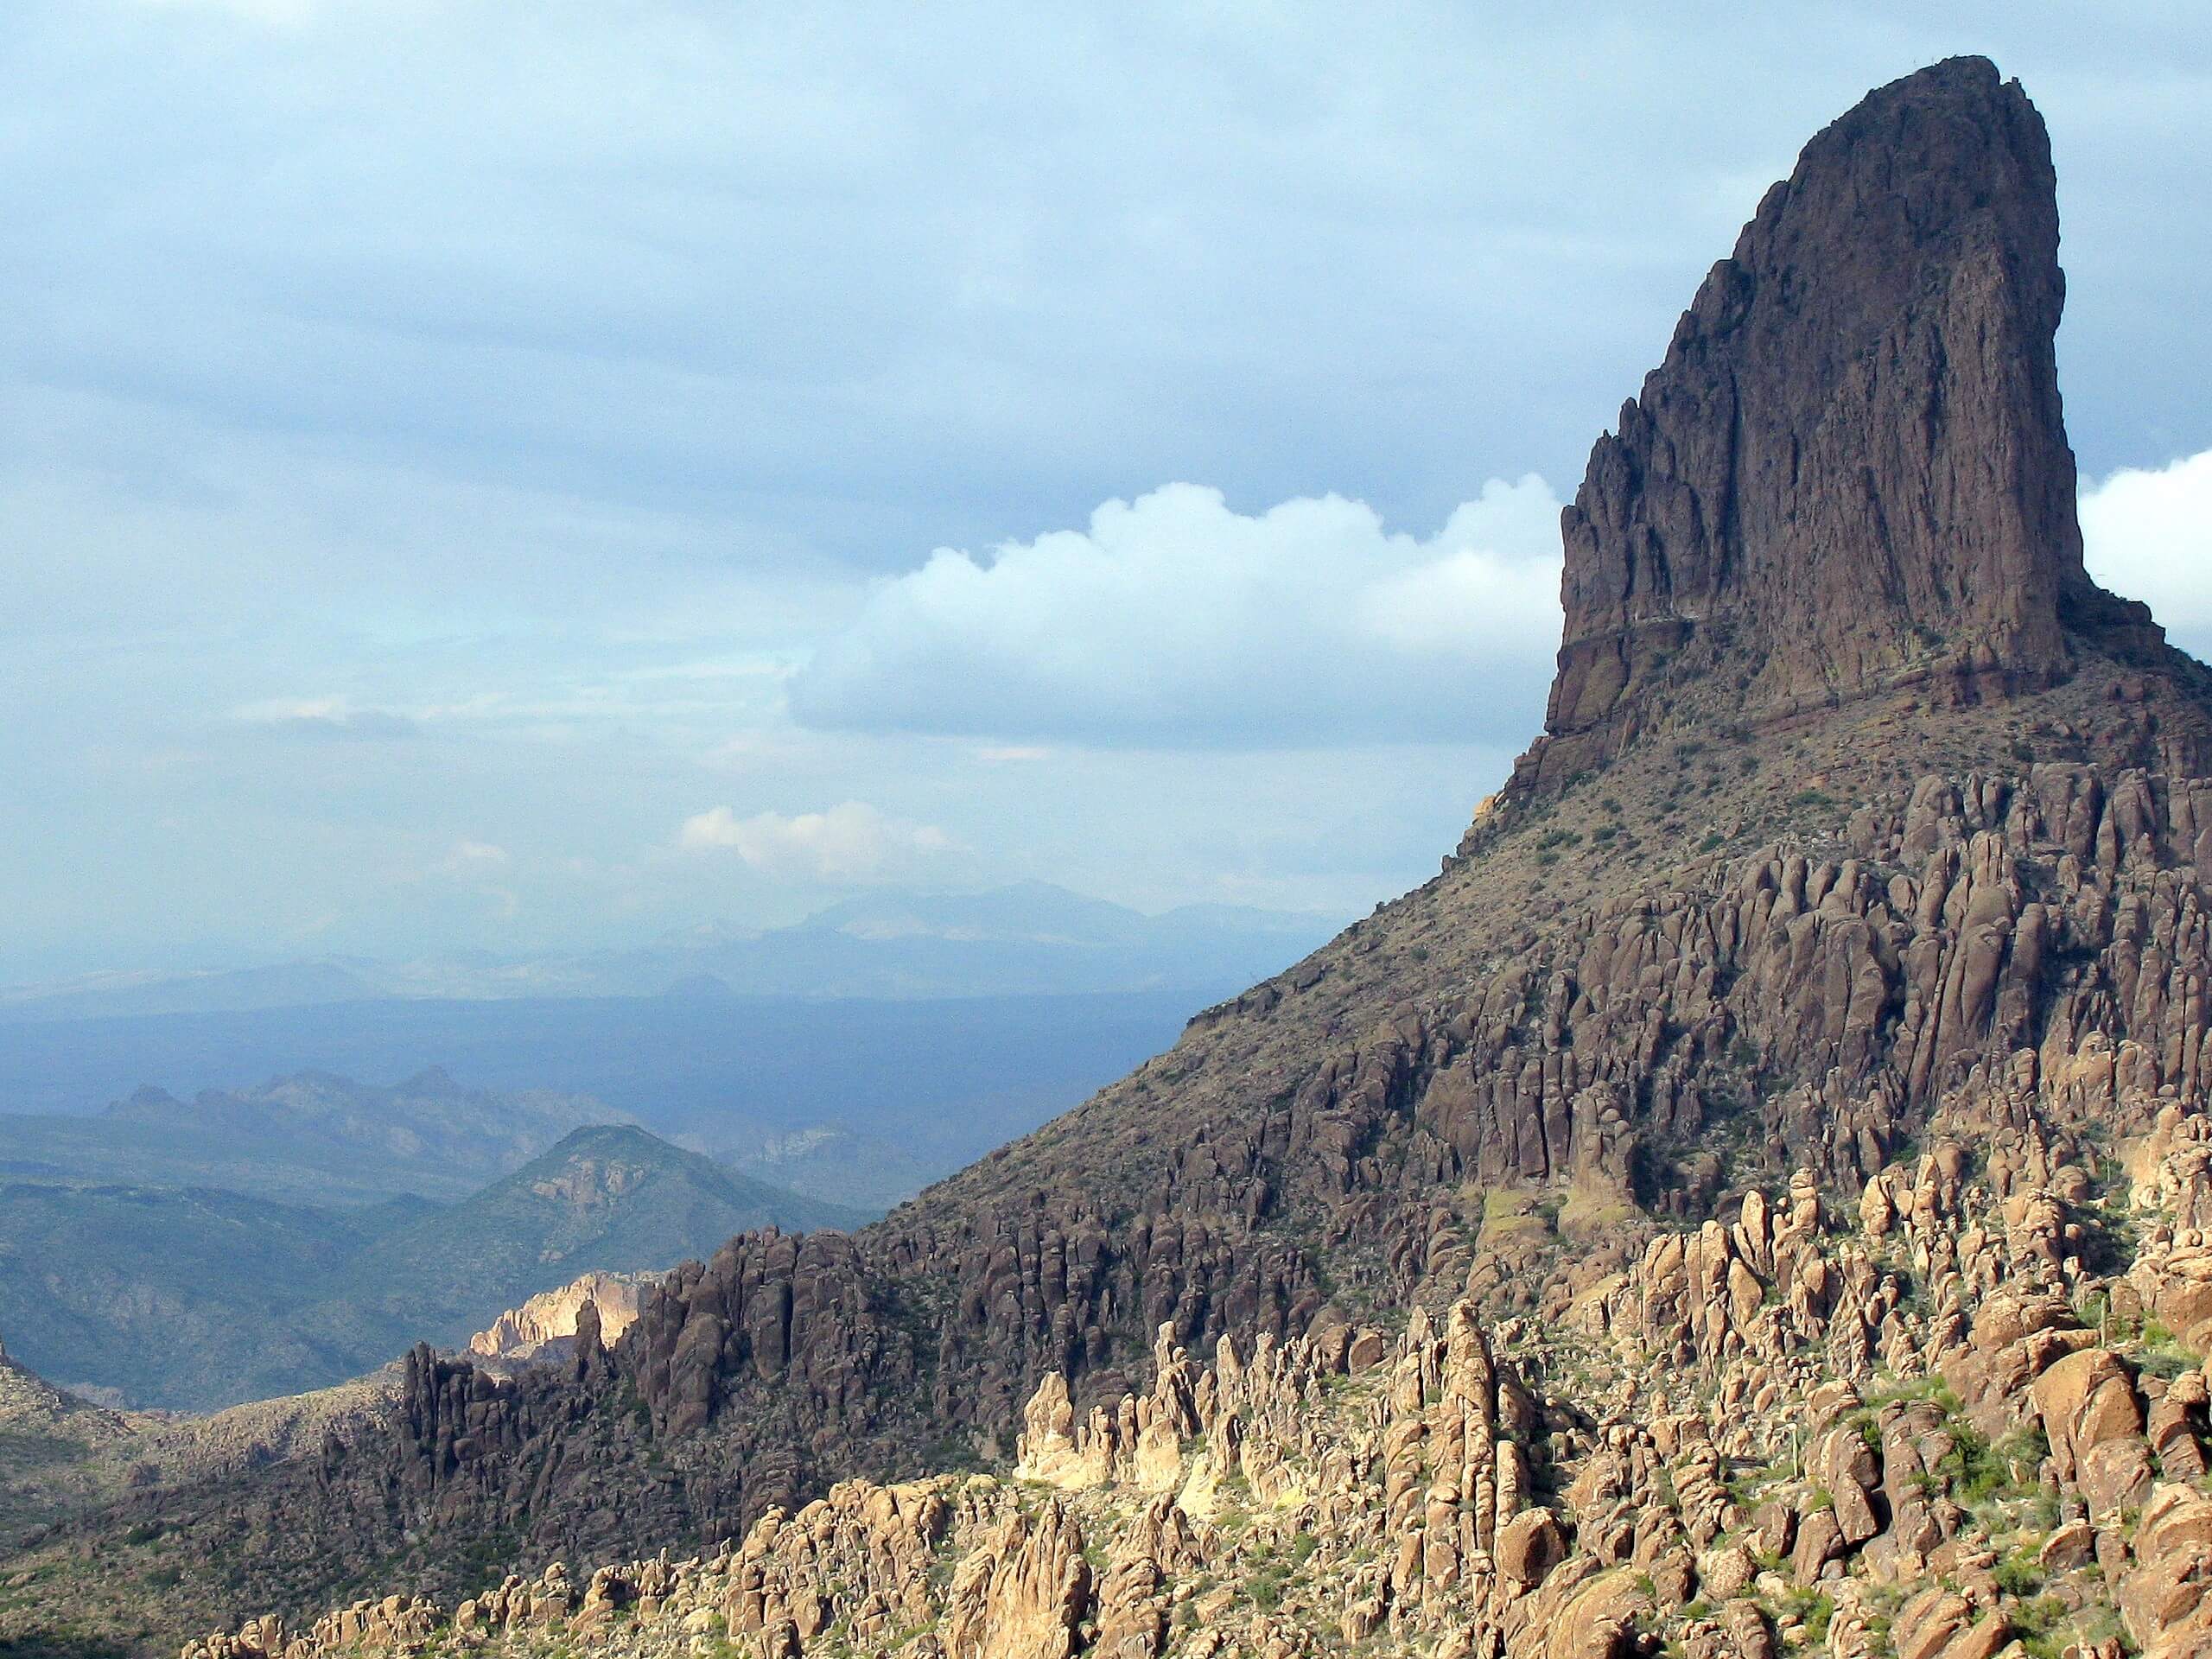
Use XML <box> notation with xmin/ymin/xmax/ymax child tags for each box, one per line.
<box><xmin>1497</xmin><ymin>1509</ymin><xmax>1567</xmax><ymax>1591</ymax></box>
<box><xmin>1790</xmin><ymin>1510</ymin><xmax>1842</xmax><ymax>1586</ymax></box>
<box><xmin>2031</xmin><ymin>1348</ymin><xmax>2144</xmax><ymax>1491</ymax></box>
<box><xmin>467</xmin><ymin>1270</ymin><xmax>656</xmax><ymax>1364</ymax></box>
<box><xmin>2038</xmin><ymin>1519</ymin><xmax>2094</xmax><ymax>1571</ymax></box>
<box><xmin>942</xmin><ymin>1499</ymin><xmax>1092</xmax><ymax>1659</ymax></box>
<box><xmin>1891</xmin><ymin>1587</ymin><xmax>1975</xmax><ymax>1659</ymax></box>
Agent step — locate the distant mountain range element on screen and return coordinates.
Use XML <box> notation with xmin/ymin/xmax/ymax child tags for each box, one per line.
<box><xmin>0</xmin><ymin>989</ymin><xmax>1215</xmax><ymax>1208</ymax></box>
<box><xmin>0</xmin><ymin>887</ymin><xmax>1332</xmax><ymax>1409</ymax></box>
<box><xmin>0</xmin><ymin>1068</ymin><xmax>616</xmax><ymax>1205</ymax></box>
<box><xmin>0</xmin><ymin>883</ymin><xmax>1341</xmax><ymax>1021</ymax></box>
<box><xmin>0</xmin><ymin>1123</ymin><xmax>855</xmax><ymax>1410</ymax></box>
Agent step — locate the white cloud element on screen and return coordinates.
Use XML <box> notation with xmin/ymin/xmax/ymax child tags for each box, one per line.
<box><xmin>789</xmin><ymin>477</ymin><xmax>1565</xmax><ymax>747</ymax></box>
<box><xmin>2082</xmin><ymin>449</ymin><xmax>2212</xmax><ymax>657</ymax></box>
<box><xmin>441</xmin><ymin>839</ymin><xmax>510</xmax><ymax>872</ymax></box>
<box><xmin>1356</xmin><ymin>489</ymin><xmax>1570</xmax><ymax>653</ymax></box>
<box><xmin>435</xmin><ymin>839</ymin><xmax>518</xmax><ymax>917</ymax></box>
<box><xmin>677</xmin><ymin>802</ymin><xmax>960</xmax><ymax>884</ymax></box>
<box><xmin>231</xmin><ymin>696</ymin><xmax>420</xmax><ymax>740</ymax></box>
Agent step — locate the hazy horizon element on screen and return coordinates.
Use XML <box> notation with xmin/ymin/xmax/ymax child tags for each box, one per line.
<box><xmin>8</xmin><ymin>5</ymin><xmax>2209</xmax><ymax>983</ymax></box>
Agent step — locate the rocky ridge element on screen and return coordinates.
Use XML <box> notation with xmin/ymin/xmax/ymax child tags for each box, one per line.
<box><xmin>9</xmin><ymin>53</ymin><xmax>2212</xmax><ymax>1659</ymax></box>
<box><xmin>174</xmin><ymin>1116</ymin><xmax>2212</xmax><ymax>1656</ymax></box>
<box><xmin>0</xmin><ymin>1333</ymin><xmax>147</xmax><ymax>1542</ymax></box>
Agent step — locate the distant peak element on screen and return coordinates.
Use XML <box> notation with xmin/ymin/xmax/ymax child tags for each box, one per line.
<box><xmin>107</xmin><ymin>1084</ymin><xmax>184</xmax><ymax>1119</ymax></box>
<box><xmin>543</xmin><ymin>1122</ymin><xmax>671</xmax><ymax>1159</ymax></box>
<box><xmin>1510</xmin><ymin>58</ymin><xmax>2162</xmax><ymax>799</ymax></box>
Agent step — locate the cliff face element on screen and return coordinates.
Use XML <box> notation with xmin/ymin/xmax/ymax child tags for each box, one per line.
<box><xmin>1529</xmin><ymin>57</ymin><xmax>2164</xmax><ymax>796</ymax></box>
<box><xmin>467</xmin><ymin>1271</ymin><xmax>658</xmax><ymax>1370</ymax></box>
<box><xmin>21</xmin><ymin>57</ymin><xmax>2212</xmax><ymax>1657</ymax></box>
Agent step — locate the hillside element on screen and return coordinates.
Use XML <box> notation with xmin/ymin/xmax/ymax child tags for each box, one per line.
<box><xmin>0</xmin><ymin>1070</ymin><xmax>613</xmax><ymax>1206</ymax></box>
<box><xmin>0</xmin><ymin>1126</ymin><xmax>852</xmax><ymax>1411</ymax></box>
<box><xmin>0</xmin><ymin>1183</ymin><xmax>390</xmax><ymax>1408</ymax></box>
<box><xmin>0</xmin><ymin>1336</ymin><xmax>145</xmax><ymax>1543</ymax></box>
<box><xmin>316</xmin><ymin>1126</ymin><xmax>863</xmax><ymax>1351</ymax></box>
<box><xmin>11</xmin><ymin>55</ymin><xmax>2212</xmax><ymax>1659</ymax></box>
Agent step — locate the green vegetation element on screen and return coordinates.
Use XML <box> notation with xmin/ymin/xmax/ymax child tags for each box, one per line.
<box><xmin>0</xmin><ymin>1125</ymin><xmax>857</xmax><ymax>1410</ymax></box>
<box><xmin>1247</xmin><ymin>1561</ymin><xmax>1289</xmax><ymax>1610</ymax></box>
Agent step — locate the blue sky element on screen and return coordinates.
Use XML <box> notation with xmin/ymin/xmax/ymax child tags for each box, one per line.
<box><xmin>4</xmin><ymin>2</ymin><xmax>2209</xmax><ymax>979</ymax></box>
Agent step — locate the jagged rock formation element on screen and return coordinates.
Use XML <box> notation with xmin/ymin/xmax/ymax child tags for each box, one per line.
<box><xmin>1523</xmin><ymin>54</ymin><xmax>2169</xmax><ymax>799</ymax></box>
<box><xmin>10</xmin><ymin>53</ymin><xmax>2212</xmax><ymax>1659</ymax></box>
<box><xmin>181</xmin><ymin>1127</ymin><xmax>2212</xmax><ymax>1656</ymax></box>
<box><xmin>467</xmin><ymin>1270</ymin><xmax>658</xmax><ymax>1371</ymax></box>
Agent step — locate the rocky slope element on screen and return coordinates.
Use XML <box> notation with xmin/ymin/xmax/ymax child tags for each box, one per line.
<box><xmin>162</xmin><ymin>1136</ymin><xmax>2212</xmax><ymax>1656</ymax></box>
<box><xmin>9</xmin><ymin>53</ymin><xmax>2212</xmax><ymax>1659</ymax></box>
<box><xmin>0</xmin><ymin>1332</ymin><xmax>147</xmax><ymax>1541</ymax></box>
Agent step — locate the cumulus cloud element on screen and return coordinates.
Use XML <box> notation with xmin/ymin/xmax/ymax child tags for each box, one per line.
<box><xmin>677</xmin><ymin>802</ymin><xmax>961</xmax><ymax>884</ymax></box>
<box><xmin>232</xmin><ymin>696</ymin><xmax>421</xmax><ymax>741</ymax></box>
<box><xmin>788</xmin><ymin>478</ymin><xmax>1565</xmax><ymax>747</ymax></box>
<box><xmin>2082</xmin><ymin>449</ymin><xmax>2212</xmax><ymax>658</ymax></box>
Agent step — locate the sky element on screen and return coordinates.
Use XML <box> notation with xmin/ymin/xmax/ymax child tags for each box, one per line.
<box><xmin>4</xmin><ymin>2</ymin><xmax>2209</xmax><ymax>982</ymax></box>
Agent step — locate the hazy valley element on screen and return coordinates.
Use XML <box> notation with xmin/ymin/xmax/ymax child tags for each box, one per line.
<box><xmin>0</xmin><ymin>888</ymin><xmax>1326</xmax><ymax>1408</ymax></box>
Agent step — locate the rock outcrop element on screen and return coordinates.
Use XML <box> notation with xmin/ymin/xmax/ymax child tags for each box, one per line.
<box><xmin>1522</xmin><ymin>56</ymin><xmax>2169</xmax><ymax>798</ymax></box>
<box><xmin>13</xmin><ymin>53</ymin><xmax>2212</xmax><ymax>1659</ymax></box>
<box><xmin>180</xmin><ymin>1146</ymin><xmax>2212</xmax><ymax>1658</ymax></box>
<box><xmin>467</xmin><ymin>1270</ymin><xmax>658</xmax><ymax>1370</ymax></box>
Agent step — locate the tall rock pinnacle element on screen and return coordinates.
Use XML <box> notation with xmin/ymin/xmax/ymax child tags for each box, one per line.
<box><xmin>1520</xmin><ymin>56</ymin><xmax>2160</xmax><ymax>795</ymax></box>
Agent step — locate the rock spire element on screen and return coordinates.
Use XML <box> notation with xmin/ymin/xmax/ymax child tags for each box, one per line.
<box><xmin>1519</xmin><ymin>55</ymin><xmax>2160</xmax><ymax>795</ymax></box>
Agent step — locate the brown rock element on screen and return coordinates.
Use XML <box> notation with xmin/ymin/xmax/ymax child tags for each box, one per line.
<box><xmin>1891</xmin><ymin>1587</ymin><xmax>1976</xmax><ymax>1659</ymax></box>
<box><xmin>1537</xmin><ymin>1567</ymin><xmax>1651</xmax><ymax>1659</ymax></box>
<box><xmin>1829</xmin><ymin>1477</ymin><xmax>1881</xmax><ymax>1548</ymax></box>
<box><xmin>1790</xmin><ymin>1510</ymin><xmax>1843</xmax><ymax>1586</ymax></box>
<box><xmin>2078</xmin><ymin>1436</ymin><xmax>2156</xmax><ymax>1519</ymax></box>
<box><xmin>1497</xmin><ymin>1509</ymin><xmax>1568</xmax><ymax>1591</ymax></box>
<box><xmin>1525</xmin><ymin>57</ymin><xmax>2158</xmax><ymax>795</ymax></box>
<box><xmin>1721</xmin><ymin>1600</ymin><xmax>1775</xmax><ymax>1659</ymax></box>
